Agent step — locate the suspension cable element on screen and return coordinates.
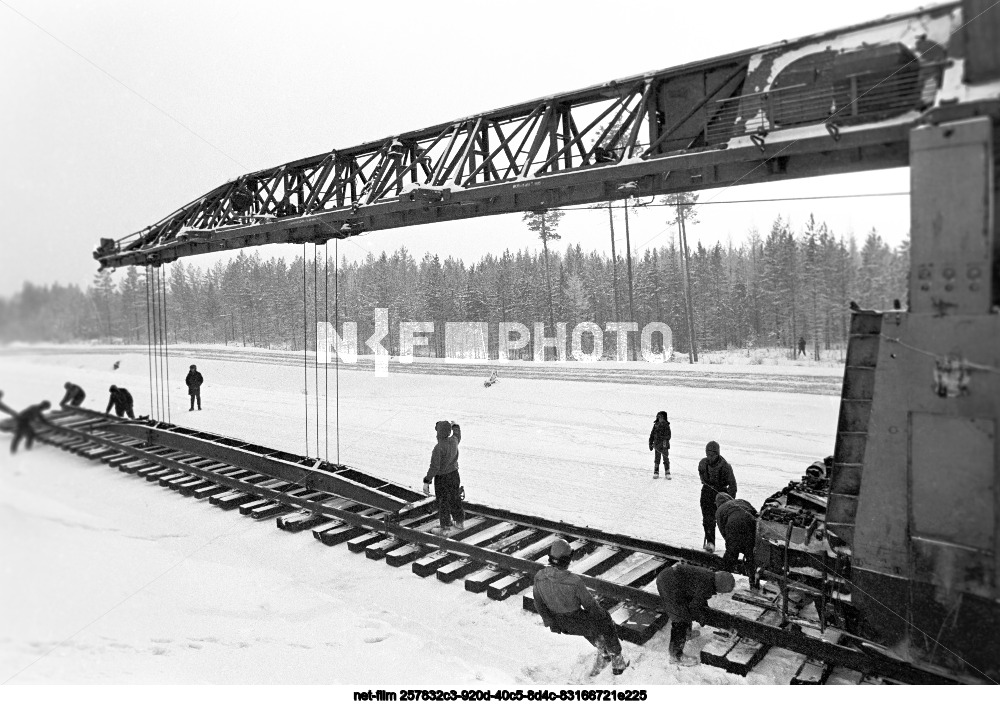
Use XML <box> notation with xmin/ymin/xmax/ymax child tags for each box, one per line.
<box><xmin>314</xmin><ymin>244</ymin><xmax>319</xmax><ymax>462</ymax></box>
<box><xmin>335</xmin><ymin>238</ymin><xmax>340</xmax><ymax>465</ymax></box>
<box><xmin>302</xmin><ymin>242</ymin><xmax>309</xmax><ymax>457</ymax></box>
<box><xmin>325</xmin><ymin>240</ymin><xmax>329</xmax><ymax>463</ymax></box>
<box><xmin>157</xmin><ymin>266</ymin><xmax>166</xmax><ymax>421</ymax></box>
<box><xmin>145</xmin><ymin>265</ymin><xmax>154</xmax><ymax>419</ymax></box>
<box><xmin>151</xmin><ymin>266</ymin><xmax>162</xmax><ymax>420</ymax></box>
<box><xmin>162</xmin><ymin>263</ymin><xmax>172</xmax><ymax>424</ymax></box>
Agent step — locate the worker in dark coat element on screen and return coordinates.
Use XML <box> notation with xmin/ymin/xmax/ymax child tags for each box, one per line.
<box><xmin>648</xmin><ymin>410</ymin><xmax>672</xmax><ymax>478</ymax></box>
<box><xmin>185</xmin><ymin>365</ymin><xmax>204</xmax><ymax>411</ymax></box>
<box><xmin>715</xmin><ymin>493</ymin><xmax>759</xmax><ymax>585</ymax></box>
<box><xmin>106</xmin><ymin>385</ymin><xmax>135</xmax><ymax>418</ymax></box>
<box><xmin>60</xmin><ymin>382</ymin><xmax>86</xmax><ymax>407</ymax></box>
<box><xmin>698</xmin><ymin>440</ymin><xmax>737</xmax><ymax>552</ymax></box>
<box><xmin>656</xmin><ymin>563</ymin><xmax>735</xmax><ymax>666</ymax></box>
<box><xmin>533</xmin><ymin>538</ymin><xmax>629</xmax><ymax>676</ymax></box>
<box><xmin>10</xmin><ymin>400</ymin><xmax>51</xmax><ymax>453</ymax></box>
<box><xmin>422</xmin><ymin>420</ymin><xmax>464</xmax><ymax>535</ymax></box>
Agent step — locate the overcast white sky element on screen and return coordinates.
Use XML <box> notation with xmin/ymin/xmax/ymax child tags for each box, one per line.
<box><xmin>0</xmin><ymin>0</ymin><xmax>926</xmax><ymax>297</ymax></box>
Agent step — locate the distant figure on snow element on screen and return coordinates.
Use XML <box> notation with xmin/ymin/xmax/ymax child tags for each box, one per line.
<box><xmin>656</xmin><ymin>563</ymin><xmax>735</xmax><ymax>666</ymax></box>
<box><xmin>797</xmin><ymin>336</ymin><xmax>806</xmax><ymax>358</ymax></box>
<box><xmin>10</xmin><ymin>400</ymin><xmax>52</xmax><ymax>453</ymax></box>
<box><xmin>533</xmin><ymin>538</ymin><xmax>629</xmax><ymax>676</ymax></box>
<box><xmin>715</xmin><ymin>493</ymin><xmax>760</xmax><ymax>586</ymax></box>
<box><xmin>698</xmin><ymin>441</ymin><xmax>737</xmax><ymax>552</ymax></box>
<box><xmin>422</xmin><ymin>420</ymin><xmax>464</xmax><ymax>535</ymax></box>
<box><xmin>113</xmin><ymin>360</ymin><xmax>121</xmax><ymax>370</ymax></box>
<box><xmin>484</xmin><ymin>369</ymin><xmax>499</xmax><ymax>388</ymax></box>
<box><xmin>185</xmin><ymin>365</ymin><xmax>204</xmax><ymax>411</ymax></box>
<box><xmin>60</xmin><ymin>382</ymin><xmax>86</xmax><ymax>407</ymax></box>
<box><xmin>648</xmin><ymin>410</ymin><xmax>672</xmax><ymax>479</ymax></box>
<box><xmin>106</xmin><ymin>385</ymin><xmax>135</xmax><ymax>418</ymax></box>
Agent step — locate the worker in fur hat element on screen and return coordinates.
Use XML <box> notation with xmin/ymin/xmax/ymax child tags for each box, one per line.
<box><xmin>698</xmin><ymin>441</ymin><xmax>737</xmax><ymax>552</ymax></box>
<box><xmin>656</xmin><ymin>563</ymin><xmax>735</xmax><ymax>666</ymax></box>
<box><xmin>533</xmin><ymin>538</ymin><xmax>629</xmax><ymax>676</ymax></box>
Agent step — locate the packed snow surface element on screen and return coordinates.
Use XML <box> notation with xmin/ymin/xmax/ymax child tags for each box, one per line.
<box><xmin>1</xmin><ymin>347</ymin><xmax>843</xmax><ymax>686</ymax></box>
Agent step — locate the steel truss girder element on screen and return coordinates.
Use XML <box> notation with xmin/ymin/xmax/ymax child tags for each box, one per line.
<box><xmin>94</xmin><ymin>3</ymin><xmax>964</xmax><ymax>269</ymax></box>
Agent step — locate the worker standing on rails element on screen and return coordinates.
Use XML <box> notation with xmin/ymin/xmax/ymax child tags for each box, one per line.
<box><xmin>533</xmin><ymin>538</ymin><xmax>629</xmax><ymax>677</ymax></box>
<box><xmin>698</xmin><ymin>440</ymin><xmax>737</xmax><ymax>552</ymax></box>
<box><xmin>648</xmin><ymin>410</ymin><xmax>672</xmax><ymax>479</ymax></box>
<box><xmin>715</xmin><ymin>493</ymin><xmax>760</xmax><ymax>587</ymax></box>
<box><xmin>60</xmin><ymin>382</ymin><xmax>86</xmax><ymax>407</ymax></box>
<box><xmin>106</xmin><ymin>385</ymin><xmax>135</xmax><ymax>418</ymax></box>
<box><xmin>185</xmin><ymin>365</ymin><xmax>204</xmax><ymax>411</ymax></box>
<box><xmin>10</xmin><ymin>400</ymin><xmax>52</xmax><ymax>454</ymax></box>
<box><xmin>422</xmin><ymin>420</ymin><xmax>464</xmax><ymax>536</ymax></box>
<box><xmin>656</xmin><ymin>563</ymin><xmax>735</xmax><ymax>666</ymax></box>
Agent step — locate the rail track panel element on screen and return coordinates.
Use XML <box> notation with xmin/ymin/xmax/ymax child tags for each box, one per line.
<box><xmin>9</xmin><ymin>408</ymin><xmax>971</xmax><ymax>684</ymax></box>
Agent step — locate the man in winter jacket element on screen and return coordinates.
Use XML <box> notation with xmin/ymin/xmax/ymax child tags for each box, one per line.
<box><xmin>106</xmin><ymin>385</ymin><xmax>135</xmax><ymax>418</ymax></box>
<box><xmin>60</xmin><ymin>382</ymin><xmax>86</xmax><ymax>407</ymax></box>
<box><xmin>185</xmin><ymin>365</ymin><xmax>204</xmax><ymax>411</ymax></box>
<box><xmin>648</xmin><ymin>410</ymin><xmax>671</xmax><ymax>478</ymax></box>
<box><xmin>533</xmin><ymin>538</ymin><xmax>629</xmax><ymax>676</ymax></box>
<box><xmin>10</xmin><ymin>400</ymin><xmax>51</xmax><ymax>453</ymax></box>
<box><xmin>422</xmin><ymin>420</ymin><xmax>464</xmax><ymax>535</ymax></box>
<box><xmin>698</xmin><ymin>440</ymin><xmax>737</xmax><ymax>552</ymax></box>
<box><xmin>656</xmin><ymin>563</ymin><xmax>735</xmax><ymax>665</ymax></box>
<box><xmin>715</xmin><ymin>493</ymin><xmax>759</xmax><ymax>584</ymax></box>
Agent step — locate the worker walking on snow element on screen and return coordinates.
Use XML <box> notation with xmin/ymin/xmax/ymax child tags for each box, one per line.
<box><xmin>533</xmin><ymin>538</ymin><xmax>629</xmax><ymax>676</ymax></box>
<box><xmin>698</xmin><ymin>440</ymin><xmax>737</xmax><ymax>552</ymax></box>
<box><xmin>656</xmin><ymin>563</ymin><xmax>735</xmax><ymax>666</ymax></box>
<box><xmin>106</xmin><ymin>385</ymin><xmax>135</xmax><ymax>418</ymax></box>
<box><xmin>648</xmin><ymin>410</ymin><xmax>672</xmax><ymax>478</ymax></box>
<box><xmin>422</xmin><ymin>420</ymin><xmax>464</xmax><ymax>535</ymax></box>
<box><xmin>60</xmin><ymin>382</ymin><xmax>86</xmax><ymax>407</ymax></box>
<box><xmin>715</xmin><ymin>493</ymin><xmax>760</xmax><ymax>587</ymax></box>
<box><xmin>185</xmin><ymin>365</ymin><xmax>204</xmax><ymax>411</ymax></box>
<box><xmin>10</xmin><ymin>400</ymin><xmax>52</xmax><ymax>453</ymax></box>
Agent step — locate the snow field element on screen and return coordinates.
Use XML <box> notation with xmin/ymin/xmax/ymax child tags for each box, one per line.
<box><xmin>1</xmin><ymin>348</ymin><xmax>842</xmax><ymax>686</ymax></box>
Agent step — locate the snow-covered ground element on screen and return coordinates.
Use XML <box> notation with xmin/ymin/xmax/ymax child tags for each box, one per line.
<box><xmin>1</xmin><ymin>347</ymin><xmax>843</xmax><ymax>687</ymax></box>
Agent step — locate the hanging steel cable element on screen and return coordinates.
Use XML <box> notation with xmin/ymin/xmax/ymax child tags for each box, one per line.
<box><xmin>145</xmin><ymin>265</ymin><xmax>154</xmax><ymax>419</ymax></box>
<box><xmin>325</xmin><ymin>240</ymin><xmax>329</xmax><ymax>463</ymax></box>
<box><xmin>302</xmin><ymin>243</ymin><xmax>309</xmax><ymax>457</ymax></box>
<box><xmin>313</xmin><ymin>245</ymin><xmax>319</xmax><ymax>461</ymax></box>
<box><xmin>161</xmin><ymin>263</ymin><xmax>172</xmax><ymax>424</ymax></box>
<box><xmin>151</xmin><ymin>265</ymin><xmax>162</xmax><ymax>420</ymax></box>
<box><xmin>335</xmin><ymin>238</ymin><xmax>340</xmax><ymax>465</ymax></box>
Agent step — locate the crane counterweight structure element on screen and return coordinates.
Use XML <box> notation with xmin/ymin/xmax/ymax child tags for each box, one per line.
<box><xmin>84</xmin><ymin>0</ymin><xmax>1000</xmax><ymax>683</ymax></box>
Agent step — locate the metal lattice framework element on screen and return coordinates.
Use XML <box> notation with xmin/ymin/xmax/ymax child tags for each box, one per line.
<box><xmin>95</xmin><ymin>3</ymin><xmax>962</xmax><ymax>269</ymax></box>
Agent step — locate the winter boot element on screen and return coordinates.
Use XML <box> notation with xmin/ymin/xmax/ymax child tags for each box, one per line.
<box><xmin>703</xmin><ymin>539</ymin><xmax>715</xmax><ymax>553</ymax></box>
<box><xmin>430</xmin><ymin>525</ymin><xmax>454</xmax><ymax>536</ymax></box>
<box><xmin>669</xmin><ymin>653</ymin><xmax>699</xmax><ymax>667</ymax></box>
<box><xmin>611</xmin><ymin>653</ymin><xmax>629</xmax><ymax>675</ymax></box>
